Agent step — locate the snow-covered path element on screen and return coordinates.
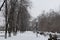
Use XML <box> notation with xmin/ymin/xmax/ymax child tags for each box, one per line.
<box><xmin>0</xmin><ymin>31</ymin><xmax>49</xmax><ymax>40</ymax></box>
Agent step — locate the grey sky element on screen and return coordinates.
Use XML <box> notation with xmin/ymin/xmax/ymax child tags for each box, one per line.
<box><xmin>0</xmin><ymin>0</ymin><xmax>60</xmax><ymax>26</ymax></box>
<box><xmin>29</xmin><ymin>0</ymin><xmax>60</xmax><ymax>18</ymax></box>
<box><xmin>0</xmin><ymin>0</ymin><xmax>5</xmax><ymax>26</ymax></box>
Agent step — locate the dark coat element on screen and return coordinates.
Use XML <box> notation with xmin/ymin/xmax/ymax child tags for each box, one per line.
<box><xmin>48</xmin><ymin>38</ymin><xmax>52</xmax><ymax>40</ymax></box>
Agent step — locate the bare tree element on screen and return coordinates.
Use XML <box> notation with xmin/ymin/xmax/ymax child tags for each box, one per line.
<box><xmin>38</xmin><ymin>10</ymin><xmax>60</xmax><ymax>32</ymax></box>
<box><xmin>8</xmin><ymin>0</ymin><xmax>31</xmax><ymax>35</ymax></box>
<box><xmin>17</xmin><ymin>0</ymin><xmax>31</xmax><ymax>32</ymax></box>
<box><xmin>0</xmin><ymin>0</ymin><xmax>31</xmax><ymax>38</ymax></box>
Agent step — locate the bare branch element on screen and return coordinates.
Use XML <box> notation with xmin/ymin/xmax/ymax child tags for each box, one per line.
<box><xmin>0</xmin><ymin>0</ymin><xmax>5</xmax><ymax>11</ymax></box>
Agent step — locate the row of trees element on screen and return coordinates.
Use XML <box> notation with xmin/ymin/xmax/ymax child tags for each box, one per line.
<box><xmin>31</xmin><ymin>10</ymin><xmax>60</xmax><ymax>33</ymax></box>
<box><xmin>1</xmin><ymin>0</ymin><xmax>60</xmax><ymax>38</ymax></box>
<box><xmin>7</xmin><ymin>0</ymin><xmax>31</xmax><ymax>36</ymax></box>
<box><xmin>38</xmin><ymin>10</ymin><xmax>60</xmax><ymax>33</ymax></box>
<box><xmin>0</xmin><ymin>0</ymin><xmax>31</xmax><ymax>38</ymax></box>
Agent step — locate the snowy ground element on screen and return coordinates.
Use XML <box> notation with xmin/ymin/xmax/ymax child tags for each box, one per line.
<box><xmin>0</xmin><ymin>31</ymin><xmax>49</xmax><ymax>40</ymax></box>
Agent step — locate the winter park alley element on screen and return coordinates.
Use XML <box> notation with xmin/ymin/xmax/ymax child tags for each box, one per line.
<box><xmin>0</xmin><ymin>0</ymin><xmax>60</xmax><ymax>40</ymax></box>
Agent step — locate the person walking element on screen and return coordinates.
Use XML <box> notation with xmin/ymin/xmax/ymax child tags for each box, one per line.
<box><xmin>53</xmin><ymin>34</ymin><xmax>57</xmax><ymax>40</ymax></box>
<box><xmin>48</xmin><ymin>34</ymin><xmax>52</xmax><ymax>40</ymax></box>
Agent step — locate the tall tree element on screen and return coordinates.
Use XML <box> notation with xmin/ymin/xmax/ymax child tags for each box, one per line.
<box><xmin>17</xmin><ymin>0</ymin><xmax>30</xmax><ymax>32</ymax></box>
<box><xmin>8</xmin><ymin>0</ymin><xmax>31</xmax><ymax>34</ymax></box>
<box><xmin>8</xmin><ymin>0</ymin><xmax>18</xmax><ymax>36</ymax></box>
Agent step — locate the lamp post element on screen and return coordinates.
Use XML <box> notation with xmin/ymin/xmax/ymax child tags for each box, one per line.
<box><xmin>5</xmin><ymin>0</ymin><xmax>8</xmax><ymax>39</ymax></box>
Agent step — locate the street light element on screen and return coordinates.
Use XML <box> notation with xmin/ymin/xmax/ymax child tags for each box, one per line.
<box><xmin>5</xmin><ymin>0</ymin><xmax>8</xmax><ymax>39</ymax></box>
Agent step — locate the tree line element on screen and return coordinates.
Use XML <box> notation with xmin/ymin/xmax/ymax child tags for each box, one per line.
<box><xmin>0</xmin><ymin>0</ymin><xmax>31</xmax><ymax>38</ymax></box>
<box><xmin>38</xmin><ymin>10</ymin><xmax>60</xmax><ymax>33</ymax></box>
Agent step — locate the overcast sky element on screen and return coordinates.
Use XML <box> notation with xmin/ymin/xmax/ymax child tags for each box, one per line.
<box><xmin>0</xmin><ymin>0</ymin><xmax>60</xmax><ymax>26</ymax></box>
<box><xmin>29</xmin><ymin>0</ymin><xmax>60</xmax><ymax>18</ymax></box>
<box><xmin>0</xmin><ymin>0</ymin><xmax>5</xmax><ymax>26</ymax></box>
<box><xmin>0</xmin><ymin>0</ymin><xmax>60</xmax><ymax>18</ymax></box>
